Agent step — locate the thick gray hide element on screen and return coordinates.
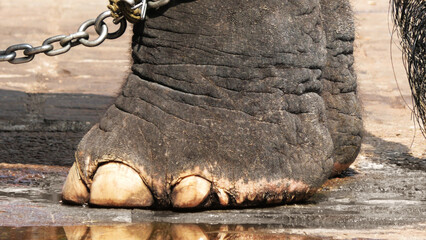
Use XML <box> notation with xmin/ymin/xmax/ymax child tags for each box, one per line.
<box><xmin>320</xmin><ymin>0</ymin><xmax>362</xmax><ymax>172</ymax></box>
<box><xmin>75</xmin><ymin>0</ymin><xmax>361</xmax><ymax>207</ymax></box>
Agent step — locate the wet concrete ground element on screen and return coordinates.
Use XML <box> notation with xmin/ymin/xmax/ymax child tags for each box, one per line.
<box><xmin>0</xmin><ymin>0</ymin><xmax>425</xmax><ymax>239</ymax></box>
<box><xmin>0</xmin><ymin>143</ymin><xmax>425</xmax><ymax>239</ymax></box>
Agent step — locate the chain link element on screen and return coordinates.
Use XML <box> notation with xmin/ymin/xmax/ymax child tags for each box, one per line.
<box><xmin>5</xmin><ymin>44</ymin><xmax>34</xmax><ymax>64</ymax></box>
<box><xmin>0</xmin><ymin>10</ymin><xmax>127</xmax><ymax>64</ymax></box>
<box><xmin>0</xmin><ymin>0</ymin><xmax>172</xmax><ymax>64</ymax></box>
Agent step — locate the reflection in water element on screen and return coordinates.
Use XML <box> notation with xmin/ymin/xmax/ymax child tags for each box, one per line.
<box><xmin>0</xmin><ymin>223</ymin><xmax>325</xmax><ymax>240</ymax></box>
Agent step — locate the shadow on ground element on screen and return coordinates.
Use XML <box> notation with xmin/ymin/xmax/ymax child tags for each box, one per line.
<box><xmin>362</xmin><ymin>131</ymin><xmax>426</xmax><ymax>171</ymax></box>
<box><xmin>0</xmin><ymin>89</ymin><xmax>114</xmax><ymax>166</ymax></box>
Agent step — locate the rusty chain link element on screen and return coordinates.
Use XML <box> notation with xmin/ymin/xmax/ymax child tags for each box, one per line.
<box><xmin>108</xmin><ymin>0</ymin><xmax>170</xmax><ymax>23</ymax></box>
<box><xmin>0</xmin><ymin>0</ymin><xmax>171</xmax><ymax>64</ymax></box>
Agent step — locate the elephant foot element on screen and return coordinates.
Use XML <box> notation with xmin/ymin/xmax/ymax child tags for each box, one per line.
<box><xmin>62</xmin><ymin>0</ymin><xmax>362</xmax><ymax>209</ymax></box>
<box><xmin>61</xmin><ymin>98</ymin><xmax>327</xmax><ymax>209</ymax></box>
<box><xmin>62</xmin><ymin>142</ymin><xmax>318</xmax><ymax>209</ymax></box>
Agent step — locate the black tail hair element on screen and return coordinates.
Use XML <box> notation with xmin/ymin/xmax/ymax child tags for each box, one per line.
<box><xmin>391</xmin><ymin>0</ymin><xmax>425</xmax><ymax>136</ymax></box>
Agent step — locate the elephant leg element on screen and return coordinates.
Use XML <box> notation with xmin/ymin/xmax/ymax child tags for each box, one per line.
<box><xmin>320</xmin><ymin>0</ymin><xmax>363</xmax><ymax>176</ymax></box>
<box><xmin>62</xmin><ymin>0</ymin><xmax>342</xmax><ymax>209</ymax></box>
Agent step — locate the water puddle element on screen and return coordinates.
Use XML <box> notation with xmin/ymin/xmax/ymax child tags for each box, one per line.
<box><xmin>0</xmin><ymin>187</ymin><xmax>62</xmax><ymax>204</ymax></box>
<box><xmin>0</xmin><ymin>223</ymin><xmax>329</xmax><ymax>240</ymax></box>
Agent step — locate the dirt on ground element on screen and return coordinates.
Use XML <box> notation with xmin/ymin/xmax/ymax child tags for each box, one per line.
<box><xmin>0</xmin><ymin>0</ymin><xmax>425</xmax><ymax>239</ymax></box>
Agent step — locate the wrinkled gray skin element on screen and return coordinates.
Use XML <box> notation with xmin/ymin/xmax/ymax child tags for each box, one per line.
<box><xmin>74</xmin><ymin>0</ymin><xmax>362</xmax><ymax>208</ymax></box>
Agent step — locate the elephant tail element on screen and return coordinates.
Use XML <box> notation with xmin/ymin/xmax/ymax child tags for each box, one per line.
<box><xmin>390</xmin><ymin>0</ymin><xmax>426</xmax><ymax>137</ymax></box>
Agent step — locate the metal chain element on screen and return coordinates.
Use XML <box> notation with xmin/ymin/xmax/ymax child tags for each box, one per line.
<box><xmin>0</xmin><ymin>10</ymin><xmax>126</xmax><ymax>64</ymax></box>
<box><xmin>0</xmin><ymin>0</ymin><xmax>172</xmax><ymax>64</ymax></box>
